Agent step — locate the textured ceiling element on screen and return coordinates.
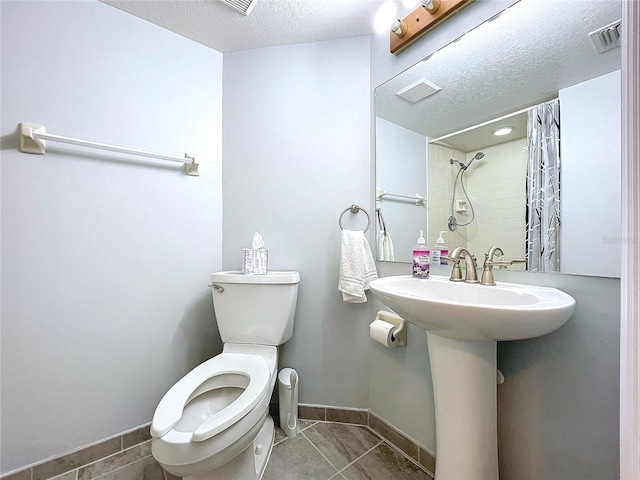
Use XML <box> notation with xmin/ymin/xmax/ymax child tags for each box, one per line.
<box><xmin>101</xmin><ymin>0</ymin><xmax>622</xmax><ymax>152</ymax></box>
<box><xmin>101</xmin><ymin>0</ymin><xmax>385</xmax><ymax>53</ymax></box>
<box><xmin>375</xmin><ymin>0</ymin><xmax>622</xmax><ymax>147</ymax></box>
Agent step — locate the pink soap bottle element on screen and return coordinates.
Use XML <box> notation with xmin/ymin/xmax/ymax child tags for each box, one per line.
<box><xmin>412</xmin><ymin>230</ymin><xmax>430</xmax><ymax>279</ymax></box>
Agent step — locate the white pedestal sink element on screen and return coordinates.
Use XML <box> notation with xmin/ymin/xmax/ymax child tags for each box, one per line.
<box><xmin>369</xmin><ymin>275</ymin><xmax>576</xmax><ymax>480</ymax></box>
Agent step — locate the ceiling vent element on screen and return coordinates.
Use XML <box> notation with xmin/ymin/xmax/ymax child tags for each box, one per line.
<box><xmin>218</xmin><ymin>0</ymin><xmax>258</xmax><ymax>16</ymax></box>
<box><xmin>396</xmin><ymin>79</ymin><xmax>441</xmax><ymax>103</ymax></box>
<box><xmin>589</xmin><ymin>19</ymin><xmax>621</xmax><ymax>53</ymax></box>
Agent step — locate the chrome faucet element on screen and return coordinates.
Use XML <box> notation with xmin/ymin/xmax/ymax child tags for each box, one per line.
<box><xmin>449</xmin><ymin>247</ymin><xmax>479</xmax><ymax>283</ymax></box>
<box><xmin>480</xmin><ymin>246</ymin><xmax>526</xmax><ymax>285</ymax></box>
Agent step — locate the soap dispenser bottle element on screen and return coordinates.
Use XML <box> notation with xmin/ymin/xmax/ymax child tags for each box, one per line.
<box><xmin>412</xmin><ymin>230</ymin><xmax>430</xmax><ymax>279</ymax></box>
<box><xmin>432</xmin><ymin>231</ymin><xmax>449</xmax><ymax>266</ymax></box>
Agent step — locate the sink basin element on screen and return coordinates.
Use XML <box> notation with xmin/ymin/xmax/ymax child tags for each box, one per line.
<box><xmin>369</xmin><ymin>275</ymin><xmax>575</xmax><ymax>341</ymax></box>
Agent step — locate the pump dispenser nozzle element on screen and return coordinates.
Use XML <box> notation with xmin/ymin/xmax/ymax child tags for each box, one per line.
<box><xmin>432</xmin><ymin>231</ymin><xmax>449</xmax><ymax>266</ymax></box>
<box><xmin>413</xmin><ymin>230</ymin><xmax>430</xmax><ymax>278</ymax></box>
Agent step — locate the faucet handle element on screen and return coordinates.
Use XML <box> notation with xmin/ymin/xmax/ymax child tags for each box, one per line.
<box><xmin>495</xmin><ymin>258</ymin><xmax>526</xmax><ymax>269</ymax></box>
<box><xmin>444</xmin><ymin>256</ymin><xmax>464</xmax><ymax>282</ymax></box>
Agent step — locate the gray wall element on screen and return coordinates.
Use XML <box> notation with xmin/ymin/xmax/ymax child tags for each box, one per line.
<box><xmin>375</xmin><ymin>117</ymin><xmax>427</xmax><ymax>263</ymax></box>
<box><xmin>496</xmin><ymin>271</ymin><xmax>620</xmax><ymax>479</ymax></box>
<box><xmin>560</xmin><ymin>70</ymin><xmax>622</xmax><ymax>277</ymax></box>
<box><xmin>0</xmin><ymin>1</ymin><xmax>223</xmax><ymax>472</ymax></box>
<box><xmin>222</xmin><ymin>36</ymin><xmax>372</xmax><ymax>408</ymax></box>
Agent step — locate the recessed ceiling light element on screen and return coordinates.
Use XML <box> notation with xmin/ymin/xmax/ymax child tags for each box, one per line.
<box><xmin>493</xmin><ymin>126</ymin><xmax>515</xmax><ymax>136</ymax></box>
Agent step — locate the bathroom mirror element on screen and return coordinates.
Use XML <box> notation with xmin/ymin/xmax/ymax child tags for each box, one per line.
<box><xmin>375</xmin><ymin>0</ymin><xmax>622</xmax><ymax>277</ymax></box>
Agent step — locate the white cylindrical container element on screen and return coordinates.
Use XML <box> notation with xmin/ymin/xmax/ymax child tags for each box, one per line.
<box><xmin>278</xmin><ymin>368</ymin><xmax>298</xmax><ymax>439</ymax></box>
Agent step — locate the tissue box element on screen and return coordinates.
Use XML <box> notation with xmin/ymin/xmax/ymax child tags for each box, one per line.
<box><xmin>242</xmin><ymin>248</ymin><xmax>268</xmax><ymax>275</ymax></box>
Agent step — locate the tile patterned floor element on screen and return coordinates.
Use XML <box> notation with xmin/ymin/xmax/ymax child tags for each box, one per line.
<box><xmin>265</xmin><ymin>420</ymin><xmax>433</xmax><ymax>480</ymax></box>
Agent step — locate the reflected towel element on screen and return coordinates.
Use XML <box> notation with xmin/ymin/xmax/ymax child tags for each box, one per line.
<box><xmin>339</xmin><ymin>229</ymin><xmax>378</xmax><ymax>303</ymax></box>
<box><xmin>377</xmin><ymin>230</ymin><xmax>395</xmax><ymax>262</ymax></box>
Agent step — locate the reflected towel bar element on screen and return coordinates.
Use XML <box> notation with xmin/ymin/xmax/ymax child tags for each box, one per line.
<box><xmin>376</xmin><ymin>187</ymin><xmax>425</xmax><ymax>206</ymax></box>
<box><xmin>19</xmin><ymin>123</ymin><xmax>199</xmax><ymax>176</ymax></box>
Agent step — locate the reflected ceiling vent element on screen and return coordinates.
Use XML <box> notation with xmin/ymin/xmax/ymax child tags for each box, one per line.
<box><xmin>589</xmin><ymin>19</ymin><xmax>621</xmax><ymax>53</ymax></box>
<box><xmin>396</xmin><ymin>79</ymin><xmax>441</xmax><ymax>103</ymax></box>
<box><xmin>218</xmin><ymin>0</ymin><xmax>258</xmax><ymax>15</ymax></box>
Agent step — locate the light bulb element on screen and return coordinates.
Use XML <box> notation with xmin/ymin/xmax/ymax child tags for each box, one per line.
<box><xmin>374</xmin><ymin>2</ymin><xmax>398</xmax><ymax>34</ymax></box>
<box><xmin>403</xmin><ymin>0</ymin><xmax>421</xmax><ymax>8</ymax></box>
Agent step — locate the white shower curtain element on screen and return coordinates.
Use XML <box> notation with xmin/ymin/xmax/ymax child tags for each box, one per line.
<box><xmin>526</xmin><ymin>99</ymin><xmax>561</xmax><ymax>272</ymax></box>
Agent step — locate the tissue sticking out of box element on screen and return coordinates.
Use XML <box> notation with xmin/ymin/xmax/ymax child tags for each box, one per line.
<box><xmin>252</xmin><ymin>232</ymin><xmax>265</xmax><ymax>249</ymax></box>
<box><xmin>242</xmin><ymin>232</ymin><xmax>268</xmax><ymax>274</ymax></box>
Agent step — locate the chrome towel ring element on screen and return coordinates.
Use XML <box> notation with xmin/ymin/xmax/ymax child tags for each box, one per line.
<box><xmin>338</xmin><ymin>204</ymin><xmax>370</xmax><ymax>233</ymax></box>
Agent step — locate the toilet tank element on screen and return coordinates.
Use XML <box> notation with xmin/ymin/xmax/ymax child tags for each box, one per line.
<box><xmin>209</xmin><ymin>271</ymin><xmax>300</xmax><ymax>345</ymax></box>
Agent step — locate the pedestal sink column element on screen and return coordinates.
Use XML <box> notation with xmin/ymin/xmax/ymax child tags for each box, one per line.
<box><xmin>427</xmin><ymin>332</ymin><xmax>498</xmax><ymax>480</ymax></box>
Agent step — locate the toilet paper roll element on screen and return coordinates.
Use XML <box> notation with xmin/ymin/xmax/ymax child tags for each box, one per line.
<box><xmin>369</xmin><ymin>319</ymin><xmax>398</xmax><ymax>349</ymax></box>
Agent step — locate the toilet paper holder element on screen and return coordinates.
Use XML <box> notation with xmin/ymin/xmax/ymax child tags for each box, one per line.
<box><xmin>375</xmin><ymin>310</ymin><xmax>407</xmax><ymax>346</ymax></box>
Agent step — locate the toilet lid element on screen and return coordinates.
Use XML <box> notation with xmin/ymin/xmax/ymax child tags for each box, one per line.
<box><xmin>151</xmin><ymin>353</ymin><xmax>271</xmax><ymax>442</ymax></box>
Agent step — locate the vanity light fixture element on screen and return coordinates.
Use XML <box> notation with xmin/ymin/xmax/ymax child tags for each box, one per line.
<box><xmin>493</xmin><ymin>126</ymin><xmax>515</xmax><ymax>136</ymax></box>
<box><xmin>390</xmin><ymin>0</ymin><xmax>474</xmax><ymax>55</ymax></box>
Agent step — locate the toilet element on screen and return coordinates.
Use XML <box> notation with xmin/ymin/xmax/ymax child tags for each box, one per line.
<box><xmin>150</xmin><ymin>270</ymin><xmax>300</xmax><ymax>480</ymax></box>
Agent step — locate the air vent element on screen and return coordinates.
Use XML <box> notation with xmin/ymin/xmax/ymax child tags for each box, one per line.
<box><xmin>218</xmin><ymin>0</ymin><xmax>258</xmax><ymax>15</ymax></box>
<box><xmin>589</xmin><ymin>19</ymin><xmax>621</xmax><ymax>53</ymax></box>
<box><xmin>396</xmin><ymin>79</ymin><xmax>441</xmax><ymax>103</ymax></box>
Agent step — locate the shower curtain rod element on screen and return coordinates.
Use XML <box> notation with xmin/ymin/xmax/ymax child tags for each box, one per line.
<box><xmin>19</xmin><ymin>123</ymin><xmax>199</xmax><ymax>176</ymax></box>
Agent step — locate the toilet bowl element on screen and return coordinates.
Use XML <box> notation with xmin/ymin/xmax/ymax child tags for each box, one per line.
<box><xmin>151</xmin><ymin>271</ymin><xmax>299</xmax><ymax>480</ymax></box>
<box><xmin>151</xmin><ymin>344</ymin><xmax>278</xmax><ymax>479</ymax></box>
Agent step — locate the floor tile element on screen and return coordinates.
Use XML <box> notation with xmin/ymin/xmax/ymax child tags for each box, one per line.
<box><xmin>274</xmin><ymin>420</ymin><xmax>318</xmax><ymax>445</ymax></box>
<box><xmin>302</xmin><ymin>423</ymin><xmax>382</xmax><ymax>471</ymax></box>
<box><xmin>263</xmin><ymin>434</ymin><xmax>339</xmax><ymax>480</ymax></box>
<box><xmin>274</xmin><ymin>426</ymin><xmax>289</xmax><ymax>445</ymax></box>
<box><xmin>298</xmin><ymin>419</ymin><xmax>318</xmax><ymax>431</ymax></box>
<box><xmin>341</xmin><ymin>443</ymin><xmax>433</xmax><ymax>480</ymax></box>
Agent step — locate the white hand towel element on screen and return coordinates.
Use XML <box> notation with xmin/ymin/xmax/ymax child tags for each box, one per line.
<box><xmin>339</xmin><ymin>229</ymin><xmax>378</xmax><ymax>303</ymax></box>
<box><xmin>377</xmin><ymin>230</ymin><xmax>395</xmax><ymax>262</ymax></box>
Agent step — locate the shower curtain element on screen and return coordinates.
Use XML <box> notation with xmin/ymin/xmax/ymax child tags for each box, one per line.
<box><xmin>526</xmin><ymin>99</ymin><xmax>561</xmax><ymax>272</ymax></box>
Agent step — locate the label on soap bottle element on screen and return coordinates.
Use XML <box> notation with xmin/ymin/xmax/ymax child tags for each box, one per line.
<box><xmin>412</xmin><ymin>249</ymin><xmax>430</xmax><ymax>278</ymax></box>
<box><xmin>440</xmin><ymin>248</ymin><xmax>449</xmax><ymax>265</ymax></box>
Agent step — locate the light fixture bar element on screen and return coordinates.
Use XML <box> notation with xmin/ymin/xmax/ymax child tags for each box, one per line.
<box><xmin>391</xmin><ymin>0</ymin><xmax>473</xmax><ymax>55</ymax></box>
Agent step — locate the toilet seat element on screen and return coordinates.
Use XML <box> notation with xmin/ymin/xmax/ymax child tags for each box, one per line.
<box><xmin>151</xmin><ymin>353</ymin><xmax>270</xmax><ymax>442</ymax></box>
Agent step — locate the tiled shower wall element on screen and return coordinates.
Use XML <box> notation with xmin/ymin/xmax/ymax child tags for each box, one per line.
<box><xmin>465</xmin><ymin>138</ymin><xmax>528</xmax><ymax>264</ymax></box>
<box><xmin>428</xmin><ymin>138</ymin><xmax>527</xmax><ymax>265</ymax></box>
<box><xmin>427</xmin><ymin>142</ymin><xmax>468</xmax><ymax>252</ymax></box>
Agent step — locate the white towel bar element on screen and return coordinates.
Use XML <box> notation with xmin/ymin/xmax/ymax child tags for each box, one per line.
<box><xmin>19</xmin><ymin>123</ymin><xmax>199</xmax><ymax>176</ymax></box>
<box><xmin>376</xmin><ymin>187</ymin><xmax>425</xmax><ymax>206</ymax></box>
